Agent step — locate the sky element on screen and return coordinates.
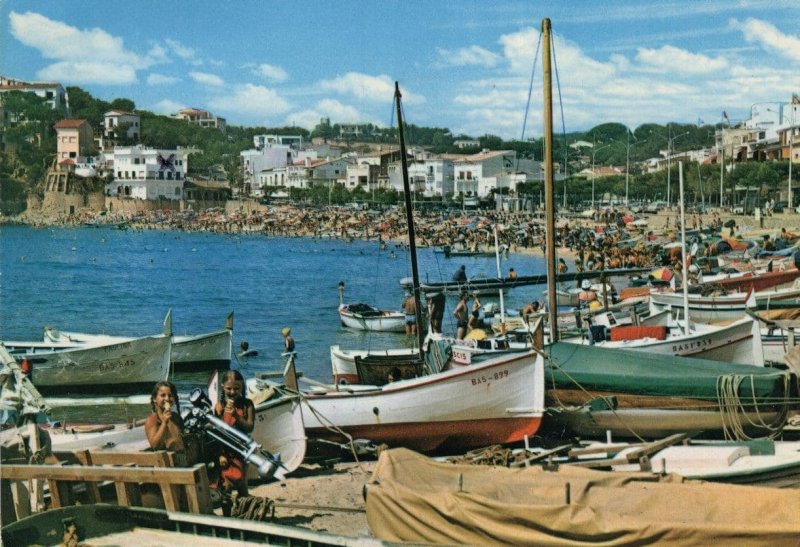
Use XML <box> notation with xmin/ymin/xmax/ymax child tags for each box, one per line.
<box><xmin>2</xmin><ymin>1</ymin><xmax>800</xmax><ymax>139</ymax></box>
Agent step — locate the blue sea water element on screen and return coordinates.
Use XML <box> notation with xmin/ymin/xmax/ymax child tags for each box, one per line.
<box><xmin>1</xmin><ymin>224</ymin><xmax>548</xmax><ymax>421</ymax></box>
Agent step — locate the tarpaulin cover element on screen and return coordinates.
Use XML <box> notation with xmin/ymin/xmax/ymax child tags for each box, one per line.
<box><xmin>366</xmin><ymin>448</ymin><xmax>800</xmax><ymax>546</ymax></box>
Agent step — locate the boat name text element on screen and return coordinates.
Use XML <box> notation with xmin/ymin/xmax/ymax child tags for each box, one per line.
<box><xmin>471</xmin><ymin>370</ymin><xmax>509</xmax><ymax>385</ymax></box>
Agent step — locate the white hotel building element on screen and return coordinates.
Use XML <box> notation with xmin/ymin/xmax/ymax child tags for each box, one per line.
<box><xmin>104</xmin><ymin>145</ymin><xmax>189</xmax><ymax>200</ymax></box>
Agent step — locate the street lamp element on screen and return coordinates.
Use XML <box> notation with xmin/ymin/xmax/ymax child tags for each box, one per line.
<box><xmin>591</xmin><ymin>139</ymin><xmax>614</xmax><ymax>209</ymax></box>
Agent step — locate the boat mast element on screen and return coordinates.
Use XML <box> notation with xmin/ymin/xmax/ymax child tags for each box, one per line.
<box><xmin>395</xmin><ymin>82</ymin><xmax>425</xmax><ymax>352</ymax></box>
<box><xmin>542</xmin><ymin>18</ymin><xmax>558</xmax><ymax>341</ymax></box>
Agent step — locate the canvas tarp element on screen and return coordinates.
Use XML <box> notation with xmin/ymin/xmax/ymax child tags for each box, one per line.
<box><xmin>366</xmin><ymin>448</ymin><xmax>800</xmax><ymax>546</ymax></box>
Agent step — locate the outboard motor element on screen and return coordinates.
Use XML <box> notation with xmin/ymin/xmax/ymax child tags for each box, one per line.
<box><xmin>181</xmin><ymin>388</ymin><xmax>284</xmax><ymax>480</ymax></box>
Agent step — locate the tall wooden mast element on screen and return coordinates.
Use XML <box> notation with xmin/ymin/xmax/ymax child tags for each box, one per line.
<box><xmin>395</xmin><ymin>82</ymin><xmax>425</xmax><ymax>352</ymax></box>
<box><xmin>542</xmin><ymin>19</ymin><xmax>558</xmax><ymax>341</ymax></box>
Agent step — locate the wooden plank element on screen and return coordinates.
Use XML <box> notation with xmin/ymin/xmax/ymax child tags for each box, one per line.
<box><xmin>10</xmin><ymin>480</ymin><xmax>32</xmax><ymax>520</ymax></box>
<box><xmin>114</xmin><ymin>480</ymin><xmax>141</xmax><ymax>507</ymax></box>
<box><xmin>184</xmin><ymin>464</ymin><xmax>213</xmax><ymax>514</ymax></box>
<box><xmin>509</xmin><ymin>444</ymin><xmax>574</xmax><ymax>467</ymax></box>
<box><xmin>0</xmin><ymin>479</ymin><xmax>17</xmax><ymax>525</ymax></box>
<box><xmin>622</xmin><ymin>433</ymin><xmax>689</xmax><ymax>463</ymax></box>
<box><xmin>159</xmin><ymin>482</ymin><xmax>180</xmax><ymax>511</ymax></box>
<box><xmin>88</xmin><ymin>451</ymin><xmax>174</xmax><ymax>467</ymax></box>
<box><xmin>1</xmin><ymin>464</ymin><xmax>202</xmax><ymax>484</ymax></box>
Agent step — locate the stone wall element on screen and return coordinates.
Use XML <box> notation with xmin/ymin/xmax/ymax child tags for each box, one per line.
<box><xmin>106</xmin><ymin>196</ymin><xmax>181</xmax><ymax>214</ymax></box>
<box><xmin>41</xmin><ymin>189</ymin><xmax>105</xmax><ymax>216</ymax></box>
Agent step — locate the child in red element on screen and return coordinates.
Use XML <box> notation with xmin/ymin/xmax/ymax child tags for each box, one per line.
<box><xmin>213</xmin><ymin>370</ymin><xmax>255</xmax><ymax>515</ymax></box>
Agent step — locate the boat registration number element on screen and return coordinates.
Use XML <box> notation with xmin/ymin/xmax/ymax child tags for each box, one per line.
<box><xmin>471</xmin><ymin>370</ymin><xmax>509</xmax><ymax>385</ymax></box>
<box><xmin>98</xmin><ymin>359</ymin><xmax>135</xmax><ymax>372</ymax></box>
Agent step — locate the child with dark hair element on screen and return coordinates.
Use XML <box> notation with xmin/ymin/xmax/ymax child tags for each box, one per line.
<box><xmin>145</xmin><ymin>381</ymin><xmax>186</xmax><ymax>455</ymax></box>
<box><xmin>213</xmin><ymin>370</ymin><xmax>255</xmax><ymax>514</ymax></box>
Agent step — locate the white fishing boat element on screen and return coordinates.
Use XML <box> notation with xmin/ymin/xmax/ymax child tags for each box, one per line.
<box><xmin>649</xmin><ymin>282</ymin><xmax>800</xmax><ymax>323</ymax></box>
<box><xmin>337</xmin><ymin>303</ymin><xmax>406</xmax><ymax>333</ymax></box>
<box><xmin>608</xmin><ymin>440</ymin><xmax>800</xmax><ymax>487</ymax></box>
<box><xmin>263</xmin><ymin>348</ymin><xmax>545</xmax><ymax>454</ymax></box>
<box><xmin>562</xmin><ymin>313</ymin><xmax>764</xmax><ymax>366</ymax></box>
<box><xmin>3</xmin><ymin>314</ymin><xmax>172</xmax><ymax>393</ymax></box>
<box><xmin>43</xmin><ymin>312</ymin><xmax>234</xmax><ymax>371</ymax></box>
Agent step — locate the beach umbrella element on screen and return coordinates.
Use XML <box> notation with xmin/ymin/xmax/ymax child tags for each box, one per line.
<box><xmin>648</xmin><ymin>267</ymin><xmax>674</xmax><ymax>281</ymax></box>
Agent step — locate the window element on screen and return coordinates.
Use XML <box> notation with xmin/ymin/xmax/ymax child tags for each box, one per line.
<box><xmin>174</xmin><ymin>187</ymin><xmax>181</xmax><ymax>195</ymax></box>
<box><xmin>69</xmin><ymin>152</ymin><xmax>76</xmax><ymax>158</ymax></box>
<box><xmin>118</xmin><ymin>171</ymin><xmax>123</xmax><ymax>178</ymax></box>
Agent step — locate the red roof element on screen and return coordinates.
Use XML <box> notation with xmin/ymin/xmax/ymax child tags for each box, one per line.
<box><xmin>54</xmin><ymin>119</ymin><xmax>89</xmax><ymax>129</ymax></box>
<box><xmin>59</xmin><ymin>159</ymin><xmax>75</xmax><ymax>165</ymax></box>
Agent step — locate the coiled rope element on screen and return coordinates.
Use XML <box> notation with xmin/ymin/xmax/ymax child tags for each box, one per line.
<box><xmin>231</xmin><ymin>494</ymin><xmax>275</xmax><ymax>521</ymax></box>
<box><xmin>716</xmin><ymin>373</ymin><xmax>791</xmax><ymax>441</ymax></box>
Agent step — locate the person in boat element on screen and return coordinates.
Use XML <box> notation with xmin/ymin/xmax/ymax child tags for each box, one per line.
<box><xmin>213</xmin><ymin>370</ymin><xmax>255</xmax><ymax>516</ymax></box>
<box><xmin>402</xmin><ymin>291</ymin><xmax>417</xmax><ymax>336</ymax></box>
<box><xmin>453</xmin><ymin>292</ymin><xmax>470</xmax><ymax>340</ymax></box>
<box><xmin>427</xmin><ymin>292</ymin><xmax>446</xmax><ymax>333</ymax></box>
<box><xmin>452</xmin><ymin>264</ymin><xmax>467</xmax><ymax>283</ymax></box>
<box><xmin>387</xmin><ymin>366</ymin><xmax>402</xmax><ymax>383</ymax></box>
<box><xmin>578</xmin><ymin>279</ymin><xmax>597</xmax><ymax>309</ymax></box>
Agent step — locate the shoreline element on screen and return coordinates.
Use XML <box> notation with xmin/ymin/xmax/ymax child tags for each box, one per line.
<box><xmin>6</xmin><ymin>206</ymin><xmax>799</xmax><ymax>267</ymax></box>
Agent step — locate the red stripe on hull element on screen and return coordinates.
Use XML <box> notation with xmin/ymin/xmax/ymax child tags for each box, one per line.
<box><xmin>306</xmin><ymin>416</ymin><xmax>542</xmax><ymax>453</ymax></box>
<box><xmin>333</xmin><ymin>373</ymin><xmax>360</xmax><ymax>385</ymax></box>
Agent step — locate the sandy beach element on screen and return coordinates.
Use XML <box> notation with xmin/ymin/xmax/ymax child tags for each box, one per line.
<box><xmin>245</xmin><ymin>460</ymin><xmax>374</xmax><ymax>538</ymax></box>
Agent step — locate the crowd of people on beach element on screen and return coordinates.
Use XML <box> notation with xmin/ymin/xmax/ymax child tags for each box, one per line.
<box><xmin>9</xmin><ymin>204</ymin><xmax>665</xmax><ymax>266</ymax></box>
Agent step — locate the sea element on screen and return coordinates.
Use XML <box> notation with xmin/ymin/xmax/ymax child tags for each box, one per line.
<box><xmin>0</xmin><ymin>224</ymin><xmax>549</xmax><ymax>423</ymax></box>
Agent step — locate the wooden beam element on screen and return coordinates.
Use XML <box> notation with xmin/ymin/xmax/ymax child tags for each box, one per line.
<box><xmin>1</xmin><ymin>464</ymin><xmax>205</xmax><ymax>484</ymax></box>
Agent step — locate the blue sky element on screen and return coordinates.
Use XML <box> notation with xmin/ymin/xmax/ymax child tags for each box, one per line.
<box><xmin>3</xmin><ymin>1</ymin><xmax>799</xmax><ymax>138</ymax></box>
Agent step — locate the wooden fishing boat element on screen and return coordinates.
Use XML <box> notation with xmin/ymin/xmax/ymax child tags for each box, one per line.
<box><xmin>542</xmin><ymin>341</ymin><xmax>795</xmax><ymax>439</ymax></box>
<box><xmin>649</xmin><ymin>283</ymin><xmax>800</xmax><ymax>323</ymax></box>
<box><xmin>364</xmin><ymin>446</ymin><xmax>800</xmax><ymax>545</ymax></box>
<box><xmin>42</xmin><ymin>312</ymin><xmax>234</xmax><ymax>372</ymax></box>
<box><xmin>337</xmin><ymin>303</ymin><xmax>406</xmax><ymax>333</ymax></box>
<box><xmin>562</xmin><ymin>314</ymin><xmax>765</xmax><ymax>366</ymax></box>
<box><xmin>607</xmin><ymin>439</ymin><xmax>800</xmax><ymax>487</ymax></box>
<box><xmin>275</xmin><ymin>349</ymin><xmax>545</xmax><ymax>454</ymax></box>
<box><xmin>3</xmin><ymin>334</ymin><xmax>171</xmax><ymax>394</ymax></box>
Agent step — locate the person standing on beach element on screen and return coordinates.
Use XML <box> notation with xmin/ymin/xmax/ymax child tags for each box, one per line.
<box><xmin>453</xmin><ymin>292</ymin><xmax>469</xmax><ymax>339</ymax></box>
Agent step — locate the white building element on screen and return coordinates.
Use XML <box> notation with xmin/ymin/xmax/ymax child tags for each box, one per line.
<box><xmin>0</xmin><ymin>76</ymin><xmax>67</xmax><ymax>112</ymax></box>
<box><xmin>406</xmin><ymin>158</ymin><xmax>455</xmax><ymax>197</ymax></box>
<box><xmin>452</xmin><ymin>150</ymin><xmax>517</xmax><ymax>197</ymax></box>
<box><xmin>253</xmin><ymin>134</ymin><xmax>303</xmax><ymax>149</ymax></box>
<box><xmin>99</xmin><ymin>109</ymin><xmax>141</xmax><ymax>150</ymax></box>
<box><xmin>104</xmin><ymin>145</ymin><xmax>189</xmax><ymax>200</ymax></box>
<box><xmin>242</xmin><ymin>145</ymin><xmax>319</xmax><ymax>196</ymax></box>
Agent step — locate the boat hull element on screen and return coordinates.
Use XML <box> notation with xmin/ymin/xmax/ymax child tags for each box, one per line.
<box><xmin>338</xmin><ymin>306</ymin><xmax>406</xmax><ymax>333</ymax></box>
<box><xmin>650</xmin><ymin>285</ymin><xmax>800</xmax><ymax>323</ymax></box>
<box><xmin>564</xmin><ymin>317</ymin><xmax>764</xmax><ymax>366</ymax></box>
<box><xmin>43</xmin><ymin>327</ymin><xmax>232</xmax><ymax>371</ymax></box>
<box><xmin>302</xmin><ymin>351</ymin><xmax>545</xmax><ymax>453</ymax></box>
<box><xmin>5</xmin><ymin>336</ymin><xmax>171</xmax><ymax>393</ymax></box>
